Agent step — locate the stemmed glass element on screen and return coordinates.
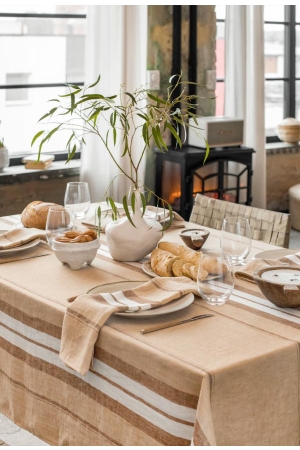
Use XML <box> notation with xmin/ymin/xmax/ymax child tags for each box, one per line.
<box><xmin>220</xmin><ymin>216</ymin><xmax>252</xmax><ymax>266</ymax></box>
<box><xmin>45</xmin><ymin>206</ymin><xmax>74</xmax><ymax>246</ymax></box>
<box><xmin>197</xmin><ymin>251</ymin><xmax>234</xmax><ymax>306</ymax></box>
<box><xmin>64</xmin><ymin>182</ymin><xmax>91</xmax><ymax>220</ymax></box>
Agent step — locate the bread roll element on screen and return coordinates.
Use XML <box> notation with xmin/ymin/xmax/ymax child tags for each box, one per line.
<box><xmin>150</xmin><ymin>248</ymin><xmax>180</xmax><ymax>277</ymax></box>
<box><xmin>171</xmin><ymin>259</ymin><xmax>185</xmax><ymax>277</ymax></box>
<box><xmin>21</xmin><ymin>201</ymin><xmax>62</xmax><ymax>230</ymax></box>
<box><xmin>201</xmin><ymin>254</ymin><xmax>227</xmax><ymax>275</ymax></box>
<box><xmin>189</xmin><ymin>265</ymin><xmax>208</xmax><ymax>282</ymax></box>
<box><xmin>182</xmin><ymin>263</ymin><xmax>193</xmax><ymax>278</ymax></box>
<box><xmin>158</xmin><ymin>242</ymin><xmax>200</xmax><ymax>265</ymax></box>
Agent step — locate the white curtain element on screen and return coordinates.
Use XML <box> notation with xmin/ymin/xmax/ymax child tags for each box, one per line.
<box><xmin>224</xmin><ymin>5</ymin><xmax>266</xmax><ymax>209</ymax></box>
<box><xmin>81</xmin><ymin>6</ymin><xmax>148</xmax><ymax>202</ymax></box>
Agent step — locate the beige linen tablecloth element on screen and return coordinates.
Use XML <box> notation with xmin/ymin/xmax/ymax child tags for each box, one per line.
<box><xmin>0</xmin><ymin>214</ymin><xmax>300</xmax><ymax>446</ymax></box>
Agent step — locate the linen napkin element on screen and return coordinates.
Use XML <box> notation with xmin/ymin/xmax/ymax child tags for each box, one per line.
<box><xmin>82</xmin><ymin>206</ymin><xmax>185</xmax><ymax>232</ymax></box>
<box><xmin>235</xmin><ymin>252</ymin><xmax>300</xmax><ymax>283</ymax></box>
<box><xmin>60</xmin><ymin>276</ymin><xmax>198</xmax><ymax>376</ymax></box>
<box><xmin>0</xmin><ymin>228</ymin><xmax>47</xmax><ymax>250</ymax></box>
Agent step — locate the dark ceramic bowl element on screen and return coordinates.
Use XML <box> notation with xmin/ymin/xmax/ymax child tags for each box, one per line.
<box><xmin>178</xmin><ymin>228</ymin><xmax>210</xmax><ymax>251</ymax></box>
<box><xmin>253</xmin><ymin>266</ymin><xmax>300</xmax><ymax>308</ymax></box>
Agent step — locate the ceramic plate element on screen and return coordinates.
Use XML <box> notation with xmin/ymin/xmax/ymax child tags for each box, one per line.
<box><xmin>253</xmin><ymin>248</ymin><xmax>300</xmax><ymax>260</ymax></box>
<box><xmin>0</xmin><ymin>238</ymin><xmax>40</xmax><ymax>256</ymax></box>
<box><xmin>142</xmin><ymin>260</ymin><xmax>222</xmax><ymax>281</ymax></box>
<box><xmin>87</xmin><ymin>280</ymin><xmax>194</xmax><ymax>317</ymax></box>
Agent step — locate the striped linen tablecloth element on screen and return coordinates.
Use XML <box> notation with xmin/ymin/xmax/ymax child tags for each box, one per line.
<box><xmin>0</xmin><ymin>213</ymin><xmax>300</xmax><ymax>445</ymax></box>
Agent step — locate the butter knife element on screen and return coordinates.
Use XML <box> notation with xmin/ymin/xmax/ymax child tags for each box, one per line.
<box><xmin>140</xmin><ymin>314</ymin><xmax>213</xmax><ymax>335</ymax></box>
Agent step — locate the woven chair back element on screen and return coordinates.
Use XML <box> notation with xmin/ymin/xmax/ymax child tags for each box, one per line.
<box><xmin>190</xmin><ymin>194</ymin><xmax>292</xmax><ymax>248</ymax></box>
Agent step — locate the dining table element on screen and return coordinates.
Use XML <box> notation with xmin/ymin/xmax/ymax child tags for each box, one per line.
<box><xmin>0</xmin><ymin>207</ymin><xmax>300</xmax><ymax>446</ymax></box>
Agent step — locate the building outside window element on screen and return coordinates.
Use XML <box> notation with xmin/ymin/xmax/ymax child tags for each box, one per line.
<box><xmin>0</xmin><ymin>5</ymin><xmax>86</xmax><ymax>156</ymax></box>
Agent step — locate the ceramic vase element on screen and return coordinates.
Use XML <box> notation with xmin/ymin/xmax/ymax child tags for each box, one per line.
<box><xmin>105</xmin><ymin>189</ymin><xmax>162</xmax><ymax>261</ymax></box>
<box><xmin>0</xmin><ymin>147</ymin><xmax>9</xmax><ymax>171</ymax></box>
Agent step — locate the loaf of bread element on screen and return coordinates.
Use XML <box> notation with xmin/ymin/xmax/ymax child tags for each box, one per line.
<box><xmin>171</xmin><ymin>259</ymin><xmax>185</xmax><ymax>277</ymax></box>
<box><xmin>158</xmin><ymin>242</ymin><xmax>200</xmax><ymax>265</ymax></box>
<box><xmin>150</xmin><ymin>248</ymin><xmax>180</xmax><ymax>277</ymax></box>
<box><xmin>21</xmin><ymin>201</ymin><xmax>62</xmax><ymax>230</ymax></box>
<box><xmin>201</xmin><ymin>254</ymin><xmax>227</xmax><ymax>275</ymax></box>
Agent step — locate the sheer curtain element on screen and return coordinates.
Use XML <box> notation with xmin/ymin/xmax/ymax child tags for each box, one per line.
<box><xmin>80</xmin><ymin>6</ymin><xmax>148</xmax><ymax>202</ymax></box>
<box><xmin>224</xmin><ymin>5</ymin><xmax>266</xmax><ymax>209</ymax></box>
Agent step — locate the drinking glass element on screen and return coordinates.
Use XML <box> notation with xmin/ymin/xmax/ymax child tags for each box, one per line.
<box><xmin>197</xmin><ymin>251</ymin><xmax>234</xmax><ymax>306</ymax></box>
<box><xmin>64</xmin><ymin>182</ymin><xmax>91</xmax><ymax>220</ymax></box>
<box><xmin>45</xmin><ymin>206</ymin><xmax>74</xmax><ymax>246</ymax></box>
<box><xmin>220</xmin><ymin>216</ymin><xmax>252</xmax><ymax>266</ymax></box>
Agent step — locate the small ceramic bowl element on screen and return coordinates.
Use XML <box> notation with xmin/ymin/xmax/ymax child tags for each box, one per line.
<box><xmin>52</xmin><ymin>237</ymin><xmax>100</xmax><ymax>270</ymax></box>
<box><xmin>178</xmin><ymin>228</ymin><xmax>210</xmax><ymax>250</ymax></box>
<box><xmin>253</xmin><ymin>266</ymin><xmax>300</xmax><ymax>308</ymax></box>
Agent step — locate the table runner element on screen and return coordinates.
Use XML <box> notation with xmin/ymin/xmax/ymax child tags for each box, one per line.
<box><xmin>0</xmin><ymin>214</ymin><xmax>300</xmax><ymax>445</ymax></box>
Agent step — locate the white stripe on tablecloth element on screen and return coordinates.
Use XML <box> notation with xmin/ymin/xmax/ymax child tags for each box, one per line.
<box><xmin>0</xmin><ymin>316</ymin><xmax>195</xmax><ymax>437</ymax></box>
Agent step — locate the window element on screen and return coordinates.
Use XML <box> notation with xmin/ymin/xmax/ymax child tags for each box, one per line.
<box><xmin>215</xmin><ymin>5</ymin><xmax>300</xmax><ymax>142</ymax></box>
<box><xmin>0</xmin><ymin>6</ymin><xmax>86</xmax><ymax>156</ymax></box>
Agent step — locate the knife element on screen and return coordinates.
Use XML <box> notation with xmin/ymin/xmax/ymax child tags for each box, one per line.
<box><xmin>140</xmin><ymin>313</ymin><xmax>213</xmax><ymax>335</ymax></box>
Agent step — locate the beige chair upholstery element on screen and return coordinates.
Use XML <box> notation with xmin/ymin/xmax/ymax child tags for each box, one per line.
<box><xmin>190</xmin><ymin>194</ymin><xmax>292</xmax><ymax>248</ymax></box>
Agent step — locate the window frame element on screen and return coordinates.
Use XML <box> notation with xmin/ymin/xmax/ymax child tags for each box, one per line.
<box><xmin>0</xmin><ymin>10</ymin><xmax>86</xmax><ymax>163</ymax></box>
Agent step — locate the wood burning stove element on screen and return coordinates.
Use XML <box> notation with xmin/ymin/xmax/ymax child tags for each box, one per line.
<box><xmin>155</xmin><ymin>145</ymin><xmax>255</xmax><ymax>220</ymax></box>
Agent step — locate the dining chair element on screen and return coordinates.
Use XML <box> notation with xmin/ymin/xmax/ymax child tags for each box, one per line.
<box><xmin>189</xmin><ymin>194</ymin><xmax>292</xmax><ymax>248</ymax></box>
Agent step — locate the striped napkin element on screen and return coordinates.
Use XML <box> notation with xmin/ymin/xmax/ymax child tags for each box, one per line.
<box><xmin>82</xmin><ymin>206</ymin><xmax>185</xmax><ymax>232</ymax></box>
<box><xmin>235</xmin><ymin>252</ymin><xmax>300</xmax><ymax>283</ymax></box>
<box><xmin>60</xmin><ymin>277</ymin><xmax>198</xmax><ymax>376</ymax></box>
<box><xmin>0</xmin><ymin>228</ymin><xmax>47</xmax><ymax>250</ymax></box>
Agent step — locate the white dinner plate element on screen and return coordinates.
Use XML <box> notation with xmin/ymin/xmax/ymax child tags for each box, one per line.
<box><xmin>0</xmin><ymin>238</ymin><xmax>40</xmax><ymax>256</ymax></box>
<box><xmin>253</xmin><ymin>248</ymin><xmax>300</xmax><ymax>260</ymax></box>
<box><xmin>87</xmin><ymin>280</ymin><xmax>194</xmax><ymax>317</ymax></box>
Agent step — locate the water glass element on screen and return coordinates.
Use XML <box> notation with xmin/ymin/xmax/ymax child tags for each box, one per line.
<box><xmin>45</xmin><ymin>206</ymin><xmax>74</xmax><ymax>246</ymax></box>
<box><xmin>197</xmin><ymin>251</ymin><xmax>234</xmax><ymax>306</ymax></box>
<box><xmin>64</xmin><ymin>182</ymin><xmax>91</xmax><ymax>220</ymax></box>
<box><xmin>220</xmin><ymin>216</ymin><xmax>252</xmax><ymax>265</ymax></box>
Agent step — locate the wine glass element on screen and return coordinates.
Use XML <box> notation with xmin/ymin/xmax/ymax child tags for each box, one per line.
<box><xmin>220</xmin><ymin>216</ymin><xmax>252</xmax><ymax>266</ymax></box>
<box><xmin>45</xmin><ymin>206</ymin><xmax>74</xmax><ymax>246</ymax></box>
<box><xmin>64</xmin><ymin>182</ymin><xmax>91</xmax><ymax>220</ymax></box>
<box><xmin>197</xmin><ymin>251</ymin><xmax>234</xmax><ymax>306</ymax></box>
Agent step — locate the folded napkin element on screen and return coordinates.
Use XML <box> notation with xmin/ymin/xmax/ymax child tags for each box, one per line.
<box><xmin>0</xmin><ymin>228</ymin><xmax>47</xmax><ymax>250</ymax></box>
<box><xmin>60</xmin><ymin>277</ymin><xmax>198</xmax><ymax>376</ymax></box>
<box><xmin>82</xmin><ymin>206</ymin><xmax>185</xmax><ymax>232</ymax></box>
<box><xmin>235</xmin><ymin>252</ymin><xmax>300</xmax><ymax>283</ymax></box>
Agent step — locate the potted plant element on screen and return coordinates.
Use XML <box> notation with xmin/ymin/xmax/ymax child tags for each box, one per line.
<box><xmin>31</xmin><ymin>74</ymin><xmax>209</xmax><ymax>261</ymax></box>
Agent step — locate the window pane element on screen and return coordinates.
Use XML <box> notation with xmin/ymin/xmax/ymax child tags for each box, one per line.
<box><xmin>216</xmin><ymin>22</ymin><xmax>225</xmax><ymax>79</ymax></box>
<box><xmin>0</xmin><ymin>86</ymin><xmax>82</xmax><ymax>155</ymax></box>
<box><xmin>297</xmin><ymin>25</ymin><xmax>300</xmax><ymax>78</ymax></box>
<box><xmin>0</xmin><ymin>34</ymin><xmax>85</xmax><ymax>84</ymax></box>
<box><xmin>296</xmin><ymin>5</ymin><xmax>300</xmax><ymax>23</ymax></box>
<box><xmin>264</xmin><ymin>5</ymin><xmax>285</xmax><ymax>22</ymax></box>
<box><xmin>296</xmin><ymin>81</ymin><xmax>300</xmax><ymax>121</ymax></box>
<box><xmin>265</xmin><ymin>80</ymin><xmax>284</xmax><ymax>137</ymax></box>
<box><xmin>0</xmin><ymin>16</ymin><xmax>86</xmax><ymax>36</ymax></box>
<box><xmin>0</xmin><ymin>5</ymin><xmax>86</xmax><ymax>14</ymax></box>
<box><xmin>264</xmin><ymin>24</ymin><xmax>285</xmax><ymax>78</ymax></box>
<box><xmin>215</xmin><ymin>5</ymin><xmax>226</xmax><ymax>20</ymax></box>
<box><xmin>215</xmin><ymin>81</ymin><xmax>224</xmax><ymax>116</ymax></box>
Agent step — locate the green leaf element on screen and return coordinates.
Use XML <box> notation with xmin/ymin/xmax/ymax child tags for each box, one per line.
<box><xmin>47</xmin><ymin>99</ymin><xmax>60</xmax><ymax>102</ymax></box>
<box><xmin>59</xmin><ymin>89</ymin><xmax>81</xmax><ymax>97</ymax></box>
<box><xmin>155</xmin><ymin>125</ymin><xmax>168</xmax><ymax>151</ymax></box>
<box><xmin>66</xmin><ymin>144</ymin><xmax>77</xmax><ymax>163</ymax></box>
<box><xmin>142</xmin><ymin>123</ymin><xmax>149</xmax><ymax>147</ymax></box>
<box><xmin>140</xmin><ymin>192</ymin><xmax>146</xmax><ymax>216</ymax></box>
<box><xmin>161</xmin><ymin>204</ymin><xmax>173</xmax><ymax>232</ymax></box>
<box><xmin>66</xmin><ymin>132</ymin><xmax>75</xmax><ymax>150</ymax></box>
<box><xmin>88</xmin><ymin>74</ymin><xmax>101</xmax><ymax>88</ymax></box>
<box><xmin>31</xmin><ymin>130</ymin><xmax>44</xmax><ymax>147</ymax></box>
<box><xmin>152</xmin><ymin>126</ymin><xmax>162</xmax><ymax>151</ymax></box>
<box><xmin>113</xmin><ymin>128</ymin><xmax>117</xmax><ymax>146</ymax></box>
<box><xmin>82</xmin><ymin>137</ymin><xmax>86</xmax><ymax>145</ymax></box>
<box><xmin>88</xmin><ymin>108</ymin><xmax>101</xmax><ymax>122</ymax></box>
<box><xmin>125</xmin><ymin>92</ymin><xmax>137</xmax><ymax>104</ymax></box>
<box><xmin>165</xmin><ymin>122</ymin><xmax>182</xmax><ymax>147</ymax></box>
<box><xmin>110</xmin><ymin>113</ymin><xmax>114</xmax><ymax>126</ymax></box>
<box><xmin>121</xmin><ymin>140</ymin><xmax>128</xmax><ymax>157</ymax></box>
<box><xmin>80</xmin><ymin>94</ymin><xmax>105</xmax><ymax>100</ymax></box>
<box><xmin>147</xmin><ymin>93</ymin><xmax>167</xmax><ymax>104</ymax></box>
<box><xmin>70</xmin><ymin>93</ymin><xmax>75</xmax><ymax>114</ymax></box>
<box><xmin>147</xmin><ymin>191</ymin><xmax>152</xmax><ymax>202</ymax></box>
<box><xmin>131</xmin><ymin>192</ymin><xmax>135</xmax><ymax>213</ymax></box>
<box><xmin>123</xmin><ymin>195</ymin><xmax>136</xmax><ymax>228</ymax></box>
<box><xmin>108</xmin><ymin>197</ymin><xmax>118</xmax><ymax>221</ymax></box>
<box><xmin>38</xmin><ymin>111</ymin><xmax>52</xmax><ymax>122</ymax></box>
<box><xmin>70</xmin><ymin>84</ymin><xmax>81</xmax><ymax>90</ymax></box>
<box><xmin>203</xmin><ymin>139</ymin><xmax>210</xmax><ymax>164</ymax></box>
<box><xmin>113</xmin><ymin>110</ymin><xmax>117</xmax><ymax>126</ymax></box>
<box><xmin>137</xmin><ymin>112</ymin><xmax>149</xmax><ymax>121</ymax></box>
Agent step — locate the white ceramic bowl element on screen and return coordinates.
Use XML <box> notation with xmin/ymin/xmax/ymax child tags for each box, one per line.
<box><xmin>52</xmin><ymin>237</ymin><xmax>100</xmax><ymax>270</ymax></box>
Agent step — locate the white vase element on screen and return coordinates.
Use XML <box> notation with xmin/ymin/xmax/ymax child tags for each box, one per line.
<box><xmin>0</xmin><ymin>147</ymin><xmax>9</xmax><ymax>171</ymax></box>
<box><xmin>105</xmin><ymin>189</ymin><xmax>163</xmax><ymax>261</ymax></box>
